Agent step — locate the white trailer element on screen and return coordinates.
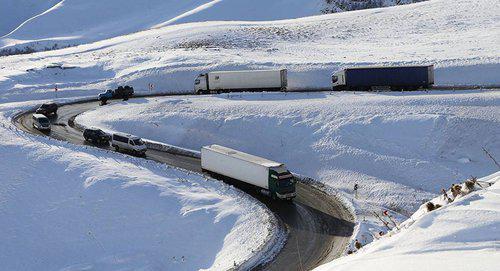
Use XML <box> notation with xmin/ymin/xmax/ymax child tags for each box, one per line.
<box><xmin>194</xmin><ymin>69</ymin><xmax>287</xmax><ymax>94</ymax></box>
<box><xmin>201</xmin><ymin>145</ymin><xmax>296</xmax><ymax>200</ymax></box>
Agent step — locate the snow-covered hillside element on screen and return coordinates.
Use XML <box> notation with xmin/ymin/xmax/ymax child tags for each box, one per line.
<box><xmin>316</xmin><ymin>172</ymin><xmax>500</xmax><ymax>271</ymax></box>
<box><xmin>0</xmin><ymin>101</ymin><xmax>277</xmax><ymax>270</ymax></box>
<box><xmin>0</xmin><ymin>0</ymin><xmax>60</xmax><ymax>36</ymax></box>
<box><xmin>0</xmin><ymin>0</ymin><xmax>328</xmax><ymax>53</ymax></box>
<box><xmin>321</xmin><ymin>0</ymin><xmax>426</xmax><ymax>13</ymax></box>
<box><xmin>0</xmin><ymin>0</ymin><xmax>498</xmax><ymax>102</ymax></box>
<box><xmin>76</xmin><ymin>91</ymin><xmax>500</xmax><ymax>217</ymax></box>
<box><xmin>75</xmin><ymin>90</ymin><xmax>500</xmax><ymax>268</ymax></box>
<box><xmin>1</xmin><ymin>0</ymin><xmax>431</xmax><ymax>53</ymax></box>
<box><xmin>0</xmin><ymin>0</ymin><xmax>499</xmax><ymax>269</ymax></box>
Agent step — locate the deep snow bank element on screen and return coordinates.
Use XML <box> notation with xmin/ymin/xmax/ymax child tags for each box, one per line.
<box><xmin>0</xmin><ymin>102</ymin><xmax>275</xmax><ymax>270</ymax></box>
<box><xmin>315</xmin><ymin>171</ymin><xmax>500</xmax><ymax>271</ymax></box>
<box><xmin>76</xmin><ymin>90</ymin><xmax>500</xmax><ymax>235</ymax></box>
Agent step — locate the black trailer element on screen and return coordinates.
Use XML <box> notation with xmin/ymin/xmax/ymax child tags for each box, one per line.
<box><xmin>332</xmin><ymin>65</ymin><xmax>434</xmax><ymax>91</ymax></box>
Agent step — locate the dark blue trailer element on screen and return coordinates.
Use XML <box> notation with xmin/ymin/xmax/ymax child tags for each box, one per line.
<box><xmin>332</xmin><ymin>65</ymin><xmax>434</xmax><ymax>91</ymax></box>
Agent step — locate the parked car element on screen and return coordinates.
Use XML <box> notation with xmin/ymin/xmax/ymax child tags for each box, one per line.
<box><xmin>83</xmin><ymin>128</ymin><xmax>111</xmax><ymax>145</ymax></box>
<box><xmin>97</xmin><ymin>86</ymin><xmax>134</xmax><ymax>105</ymax></box>
<box><xmin>32</xmin><ymin>114</ymin><xmax>51</xmax><ymax>131</ymax></box>
<box><xmin>98</xmin><ymin>89</ymin><xmax>114</xmax><ymax>103</ymax></box>
<box><xmin>111</xmin><ymin>132</ymin><xmax>147</xmax><ymax>156</ymax></box>
<box><xmin>114</xmin><ymin>85</ymin><xmax>134</xmax><ymax>100</ymax></box>
<box><xmin>35</xmin><ymin>102</ymin><xmax>58</xmax><ymax>116</ymax></box>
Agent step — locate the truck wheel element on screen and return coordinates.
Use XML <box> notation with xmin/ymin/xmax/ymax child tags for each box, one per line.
<box><xmin>114</xmin><ymin>146</ymin><xmax>119</xmax><ymax>151</ymax></box>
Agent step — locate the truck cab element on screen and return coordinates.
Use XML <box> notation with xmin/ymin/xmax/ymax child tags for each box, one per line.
<box><xmin>269</xmin><ymin>165</ymin><xmax>296</xmax><ymax>200</ymax></box>
<box><xmin>194</xmin><ymin>74</ymin><xmax>208</xmax><ymax>94</ymax></box>
<box><xmin>331</xmin><ymin>70</ymin><xmax>346</xmax><ymax>90</ymax></box>
<box><xmin>98</xmin><ymin>89</ymin><xmax>114</xmax><ymax>101</ymax></box>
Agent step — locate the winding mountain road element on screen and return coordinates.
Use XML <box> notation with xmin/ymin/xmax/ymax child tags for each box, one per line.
<box><xmin>13</xmin><ymin>97</ymin><xmax>354</xmax><ymax>271</ymax></box>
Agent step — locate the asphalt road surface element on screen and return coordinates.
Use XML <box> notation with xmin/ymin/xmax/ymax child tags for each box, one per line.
<box><xmin>13</xmin><ymin>98</ymin><xmax>354</xmax><ymax>271</ymax></box>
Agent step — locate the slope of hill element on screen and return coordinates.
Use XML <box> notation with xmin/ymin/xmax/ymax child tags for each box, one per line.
<box><xmin>315</xmin><ymin>172</ymin><xmax>500</xmax><ymax>271</ymax></box>
<box><xmin>0</xmin><ymin>0</ymin><xmax>497</xmax><ymax>100</ymax></box>
<box><xmin>0</xmin><ymin>0</ymin><xmax>433</xmax><ymax>54</ymax></box>
<box><xmin>322</xmin><ymin>0</ymin><xmax>426</xmax><ymax>13</ymax></box>
<box><xmin>0</xmin><ymin>0</ymin><xmax>328</xmax><ymax>53</ymax></box>
<box><xmin>0</xmin><ymin>0</ymin><xmax>61</xmax><ymax>36</ymax></box>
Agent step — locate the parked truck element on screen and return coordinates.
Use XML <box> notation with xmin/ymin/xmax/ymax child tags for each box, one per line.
<box><xmin>194</xmin><ymin>69</ymin><xmax>288</xmax><ymax>94</ymax></box>
<box><xmin>331</xmin><ymin>65</ymin><xmax>434</xmax><ymax>91</ymax></box>
<box><xmin>98</xmin><ymin>85</ymin><xmax>134</xmax><ymax>105</ymax></box>
<box><xmin>201</xmin><ymin>145</ymin><xmax>296</xmax><ymax>200</ymax></box>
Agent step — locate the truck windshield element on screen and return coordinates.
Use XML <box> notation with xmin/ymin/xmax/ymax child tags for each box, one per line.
<box><xmin>38</xmin><ymin>118</ymin><xmax>49</xmax><ymax>124</ymax></box>
<box><xmin>277</xmin><ymin>178</ymin><xmax>294</xmax><ymax>188</ymax></box>
<box><xmin>132</xmin><ymin>139</ymin><xmax>144</xmax><ymax>145</ymax></box>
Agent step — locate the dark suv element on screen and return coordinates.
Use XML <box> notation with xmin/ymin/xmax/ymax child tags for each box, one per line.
<box><xmin>83</xmin><ymin>128</ymin><xmax>111</xmax><ymax>145</ymax></box>
<box><xmin>35</xmin><ymin>103</ymin><xmax>58</xmax><ymax>116</ymax></box>
<box><xmin>114</xmin><ymin>85</ymin><xmax>134</xmax><ymax>100</ymax></box>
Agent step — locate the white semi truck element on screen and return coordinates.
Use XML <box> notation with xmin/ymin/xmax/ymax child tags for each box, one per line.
<box><xmin>201</xmin><ymin>145</ymin><xmax>296</xmax><ymax>200</ymax></box>
<box><xmin>194</xmin><ymin>69</ymin><xmax>287</xmax><ymax>94</ymax></box>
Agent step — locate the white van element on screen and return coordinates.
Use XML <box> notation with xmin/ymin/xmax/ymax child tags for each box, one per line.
<box><xmin>32</xmin><ymin>113</ymin><xmax>51</xmax><ymax>131</ymax></box>
<box><xmin>111</xmin><ymin>132</ymin><xmax>147</xmax><ymax>156</ymax></box>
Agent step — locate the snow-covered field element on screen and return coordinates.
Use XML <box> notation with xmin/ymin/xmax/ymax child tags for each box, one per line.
<box><xmin>0</xmin><ymin>102</ymin><xmax>277</xmax><ymax>270</ymax></box>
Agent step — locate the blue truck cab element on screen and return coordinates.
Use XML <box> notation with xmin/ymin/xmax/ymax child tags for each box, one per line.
<box><xmin>98</xmin><ymin>89</ymin><xmax>114</xmax><ymax>101</ymax></box>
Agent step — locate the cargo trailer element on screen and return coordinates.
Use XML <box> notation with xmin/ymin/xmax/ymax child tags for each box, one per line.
<box><xmin>201</xmin><ymin>145</ymin><xmax>296</xmax><ymax>200</ymax></box>
<box><xmin>194</xmin><ymin>69</ymin><xmax>287</xmax><ymax>94</ymax></box>
<box><xmin>332</xmin><ymin>65</ymin><xmax>434</xmax><ymax>91</ymax></box>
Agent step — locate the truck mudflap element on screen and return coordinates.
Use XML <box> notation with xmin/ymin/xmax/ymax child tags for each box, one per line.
<box><xmin>276</xmin><ymin>191</ymin><xmax>297</xmax><ymax>200</ymax></box>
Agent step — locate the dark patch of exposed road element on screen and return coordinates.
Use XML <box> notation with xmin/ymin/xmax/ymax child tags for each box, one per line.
<box><xmin>13</xmin><ymin>98</ymin><xmax>354</xmax><ymax>271</ymax></box>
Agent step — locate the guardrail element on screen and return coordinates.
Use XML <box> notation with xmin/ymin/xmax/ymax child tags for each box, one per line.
<box><xmin>143</xmin><ymin>140</ymin><xmax>201</xmax><ymax>159</ymax></box>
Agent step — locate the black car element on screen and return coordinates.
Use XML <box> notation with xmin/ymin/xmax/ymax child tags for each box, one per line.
<box><xmin>83</xmin><ymin>128</ymin><xmax>111</xmax><ymax>145</ymax></box>
<box><xmin>113</xmin><ymin>85</ymin><xmax>134</xmax><ymax>100</ymax></box>
<box><xmin>35</xmin><ymin>103</ymin><xmax>58</xmax><ymax>116</ymax></box>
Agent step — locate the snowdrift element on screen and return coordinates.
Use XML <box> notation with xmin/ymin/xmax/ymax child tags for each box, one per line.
<box><xmin>315</xmin><ymin>172</ymin><xmax>500</xmax><ymax>271</ymax></box>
